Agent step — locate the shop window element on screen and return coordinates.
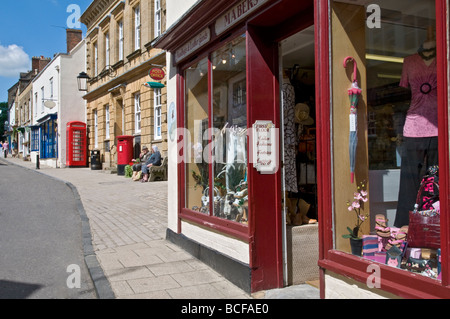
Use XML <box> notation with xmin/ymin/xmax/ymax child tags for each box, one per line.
<box><xmin>183</xmin><ymin>34</ymin><xmax>248</xmax><ymax>225</ymax></box>
<box><xmin>40</xmin><ymin>119</ymin><xmax>57</xmax><ymax>159</ymax></box>
<box><xmin>31</xmin><ymin>128</ymin><xmax>39</xmax><ymax>152</ymax></box>
<box><xmin>134</xmin><ymin>93</ymin><xmax>141</xmax><ymax>134</ymax></box>
<box><xmin>212</xmin><ymin>35</ymin><xmax>248</xmax><ymax>223</ymax></box>
<box><xmin>185</xmin><ymin>57</ymin><xmax>210</xmax><ymax>214</ymax></box>
<box><xmin>331</xmin><ymin>0</ymin><xmax>440</xmax><ymax>280</ymax></box>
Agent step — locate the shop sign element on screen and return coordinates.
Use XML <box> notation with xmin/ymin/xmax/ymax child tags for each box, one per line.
<box><xmin>215</xmin><ymin>0</ymin><xmax>269</xmax><ymax>35</ymax></box>
<box><xmin>149</xmin><ymin>67</ymin><xmax>165</xmax><ymax>81</ymax></box>
<box><xmin>175</xmin><ymin>28</ymin><xmax>210</xmax><ymax>63</ymax></box>
<box><xmin>252</xmin><ymin>120</ymin><xmax>278</xmax><ymax>174</ymax></box>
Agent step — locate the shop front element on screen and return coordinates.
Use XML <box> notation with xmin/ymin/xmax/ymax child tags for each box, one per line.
<box><xmin>154</xmin><ymin>0</ymin><xmax>449</xmax><ymax>297</ymax></box>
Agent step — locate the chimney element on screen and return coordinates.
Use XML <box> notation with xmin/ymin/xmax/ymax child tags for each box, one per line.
<box><xmin>67</xmin><ymin>29</ymin><xmax>83</xmax><ymax>53</ymax></box>
<box><xmin>32</xmin><ymin>57</ymin><xmax>40</xmax><ymax>73</ymax></box>
<box><xmin>32</xmin><ymin>56</ymin><xmax>51</xmax><ymax>74</ymax></box>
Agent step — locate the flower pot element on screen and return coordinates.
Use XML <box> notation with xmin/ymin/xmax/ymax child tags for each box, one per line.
<box><xmin>350</xmin><ymin>238</ymin><xmax>363</xmax><ymax>256</ymax></box>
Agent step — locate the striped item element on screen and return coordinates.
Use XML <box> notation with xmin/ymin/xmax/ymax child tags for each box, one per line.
<box><xmin>363</xmin><ymin>235</ymin><xmax>379</xmax><ymax>256</ymax></box>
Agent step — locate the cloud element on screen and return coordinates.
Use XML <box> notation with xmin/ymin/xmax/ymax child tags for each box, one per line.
<box><xmin>0</xmin><ymin>43</ymin><xmax>30</xmax><ymax>78</ymax></box>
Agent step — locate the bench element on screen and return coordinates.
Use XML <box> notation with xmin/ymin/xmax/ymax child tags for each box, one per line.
<box><xmin>149</xmin><ymin>157</ymin><xmax>168</xmax><ymax>182</ymax></box>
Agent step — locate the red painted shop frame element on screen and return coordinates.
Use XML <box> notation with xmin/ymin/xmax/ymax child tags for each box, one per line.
<box><xmin>315</xmin><ymin>0</ymin><xmax>450</xmax><ymax>299</ymax></box>
<box><xmin>175</xmin><ymin>24</ymin><xmax>284</xmax><ymax>292</ymax></box>
<box><xmin>156</xmin><ymin>0</ymin><xmax>450</xmax><ymax>296</ymax></box>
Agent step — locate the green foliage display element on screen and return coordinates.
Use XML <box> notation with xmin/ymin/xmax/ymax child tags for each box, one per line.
<box><xmin>124</xmin><ymin>165</ymin><xmax>133</xmax><ymax>178</ymax></box>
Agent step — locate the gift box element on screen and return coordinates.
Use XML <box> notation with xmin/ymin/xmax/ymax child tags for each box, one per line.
<box><xmin>362</xmin><ymin>235</ymin><xmax>379</xmax><ymax>257</ymax></box>
<box><xmin>386</xmin><ymin>246</ymin><xmax>402</xmax><ymax>268</ymax></box>
<box><xmin>405</xmin><ymin>248</ymin><xmax>421</xmax><ymax>259</ymax></box>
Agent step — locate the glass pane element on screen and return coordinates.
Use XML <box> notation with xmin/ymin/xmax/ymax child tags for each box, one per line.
<box><xmin>185</xmin><ymin>57</ymin><xmax>210</xmax><ymax>214</ymax></box>
<box><xmin>212</xmin><ymin>34</ymin><xmax>248</xmax><ymax>224</ymax></box>
<box><xmin>332</xmin><ymin>0</ymin><xmax>440</xmax><ymax>279</ymax></box>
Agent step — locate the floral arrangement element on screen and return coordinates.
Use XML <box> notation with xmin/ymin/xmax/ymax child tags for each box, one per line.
<box><xmin>342</xmin><ymin>181</ymin><xmax>369</xmax><ymax>240</ymax></box>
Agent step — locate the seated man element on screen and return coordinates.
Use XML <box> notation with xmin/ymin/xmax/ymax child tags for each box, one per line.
<box><xmin>131</xmin><ymin>145</ymin><xmax>151</xmax><ymax>180</ymax></box>
<box><xmin>141</xmin><ymin>145</ymin><xmax>162</xmax><ymax>182</ymax></box>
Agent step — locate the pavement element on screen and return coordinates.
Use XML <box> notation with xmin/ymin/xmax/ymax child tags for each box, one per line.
<box><xmin>0</xmin><ymin>154</ymin><xmax>320</xmax><ymax>300</ymax></box>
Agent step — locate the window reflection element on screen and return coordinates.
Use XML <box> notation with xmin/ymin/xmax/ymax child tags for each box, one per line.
<box><xmin>212</xmin><ymin>35</ymin><xmax>248</xmax><ymax>224</ymax></box>
<box><xmin>185</xmin><ymin>58</ymin><xmax>209</xmax><ymax>214</ymax></box>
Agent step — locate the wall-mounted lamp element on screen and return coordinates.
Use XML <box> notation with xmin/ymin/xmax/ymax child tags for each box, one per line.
<box><xmin>77</xmin><ymin>71</ymin><xmax>90</xmax><ymax>92</ymax></box>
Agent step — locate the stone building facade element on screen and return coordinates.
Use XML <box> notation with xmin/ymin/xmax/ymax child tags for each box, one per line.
<box><xmin>80</xmin><ymin>0</ymin><xmax>167</xmax><ymax>168</ymax></box>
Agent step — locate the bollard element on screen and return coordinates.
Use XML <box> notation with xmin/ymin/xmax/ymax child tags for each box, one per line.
<box><xmin>36</xmin><ymin>154</ymin><xmax>40</xmax><ymax>170</ymax></box>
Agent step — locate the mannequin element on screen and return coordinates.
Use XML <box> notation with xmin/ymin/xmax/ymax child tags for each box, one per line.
<box><xmin>394</xmin><ymin>26</ymin><xmax>438</xmax><ymax>227</ymax></box>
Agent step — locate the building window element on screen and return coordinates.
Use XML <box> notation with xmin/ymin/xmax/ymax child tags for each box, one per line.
<box><xmin>154</xmin><ymin>88</ymin><xmax>162</xmax><ymax>139</ymax></box>
<box><xmin>49</xmin><ymin>77</ymin><xmax>53</xmax><ymax>99</ymax></box>
<box><xmin>94</xmin><ymin>42</ymin><xmax>98</xmax><ymax>75</ymax></box>
<box><xmin>331</xmin><ymin>0</ymin><xmax>439</xmax><ymax>280</ymax></box>
<box><xmin>40</xmin><ymin>86</ymin><xmax>44</xmax><ymax>113</ymax></box>
<box><xmin>34</xmin><ymin>92</ymin><xmax>38</xmax><ymax>117</ymax></box>
<box><xmin>183</xmin><ymin>34</ymin><xmax>248</xmax><ymax>225</ymax></box>
<box><xmin>105</xmin><ymin>32</ymin><xmax>110</xmax><ymax>66</ymax></box>
<box><xmin>134</xmin><ymin>5</ymin><xmax>141</xmax><ymax>51</ymax></box>
<box><xmin>118</xmin><ymin>20</ymin><xmax>124</xmax><ymax>61</ymax></box>
<box><xmin>105</xmin><ymin>105</ymin><xmax>110</xmax><ymax>139</ymax></box>
<box><xmin>94</xmin><ymin>109</ymin><xmax>98</xmax><ymax>149</ymax></box>
<box><xmin>154</xmin><ymin>0</ymin><xmax>161</xmax><ymax>38</ymax></box>
<box><xmin>134</xmin><ymin>93</ymin><xmax>141</xmax><ymax>134</ymax></box>
<box><xmin>28</xmin><ymin>98</ymin><xmax>31</xmax><ymax>121</ymax></box>
<box><xmin>31</xmin><ymin>128</ymin><xmax>39</xmax><ymax>152</ymax></box>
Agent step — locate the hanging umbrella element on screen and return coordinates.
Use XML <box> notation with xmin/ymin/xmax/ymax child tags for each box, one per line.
<box><xmin>343</xmin><ymin>57</ymin><xmax>362</xmax><ymax>183</ymax></box>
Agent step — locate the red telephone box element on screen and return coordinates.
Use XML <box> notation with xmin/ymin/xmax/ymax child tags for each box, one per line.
<box><xmin>117</xmin><ymin>135</ymin><xmax>134</xmax><ymax>175</ymax></box>
<box><xmin>66</xmin><ymin>121</ymin><xmax>87</xmax><ymax>167</ymax></box>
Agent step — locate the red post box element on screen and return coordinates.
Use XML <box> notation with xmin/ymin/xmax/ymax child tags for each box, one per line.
<box><xmin>117</xmin><ymin>135</ymin><xmax>134</xmax><ymax>175</ymax></box>
<box><xmin>66</xmin><ymin>121</ymin><xmax>87</xmax><ymax>167</ymax></box>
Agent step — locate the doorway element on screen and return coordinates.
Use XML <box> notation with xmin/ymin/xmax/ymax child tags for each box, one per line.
<box><xmin>280</xmin><ymin>25</ymin><xmax>319</xmax><ymax>287</ymax></box>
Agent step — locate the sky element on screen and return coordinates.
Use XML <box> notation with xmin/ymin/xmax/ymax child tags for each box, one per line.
<box><xmin>0</xmin><ymin>0</ymin><xmax>93</xmax><ymax>103</ymax></box>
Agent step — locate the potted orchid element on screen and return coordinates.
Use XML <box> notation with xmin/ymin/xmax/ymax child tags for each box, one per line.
<box><xmin>342</xmin><ymin>181</ymin><xmax>369</xmax><ymax>256</ymax></box>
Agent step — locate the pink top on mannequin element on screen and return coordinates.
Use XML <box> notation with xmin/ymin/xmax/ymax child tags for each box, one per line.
<box><xmin>399</xmin><ymin>29</ymin><xmax>438</xmax><ymax>138</ymax></box>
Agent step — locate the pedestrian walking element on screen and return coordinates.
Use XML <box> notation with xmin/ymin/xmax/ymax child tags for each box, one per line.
<box><xmin>3</xmin><ymin>141</ymin><xmax>9</xmax><ymax>158</ymax></box>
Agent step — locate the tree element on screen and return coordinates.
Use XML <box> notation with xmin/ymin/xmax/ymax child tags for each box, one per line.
<box><xmin>0</xmin><ymin>102</ymin><xmax>8</xmax><ymax>141</ymax></box>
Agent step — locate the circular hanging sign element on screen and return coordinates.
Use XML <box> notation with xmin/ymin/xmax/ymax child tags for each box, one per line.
<box><xmin>149</xmin><ymin>67</ymin><xmax>165</xmax><ymax>81</ymax></box>
<box><xmin>44</xmin><ymin>100</ymin><xmax>56</xmax><ymax>109</ymax></box>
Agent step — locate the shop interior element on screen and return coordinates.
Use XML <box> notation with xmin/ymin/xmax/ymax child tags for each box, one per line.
<box><xmin>279</xmin><ymin>25</ymin><xmax>319</xmax><ymax>286</ymax></box>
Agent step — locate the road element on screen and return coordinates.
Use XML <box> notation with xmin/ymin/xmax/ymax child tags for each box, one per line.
<box><xmin>0</xmin><ymin>159</ymin><xmax>96</xmax><ymax>299</ymax></box>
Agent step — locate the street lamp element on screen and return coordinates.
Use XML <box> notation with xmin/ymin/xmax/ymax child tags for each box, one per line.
<box><xmin>77</xmin><ymin>71</ymin><xmax>90</xmax><ymax>92</ymax></box>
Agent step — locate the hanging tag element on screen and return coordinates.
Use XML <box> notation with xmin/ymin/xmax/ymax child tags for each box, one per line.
<box><xmin>349</xmin><ymin>114</ymin><xmax>357</xmax><ymax>132</ymax></box>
